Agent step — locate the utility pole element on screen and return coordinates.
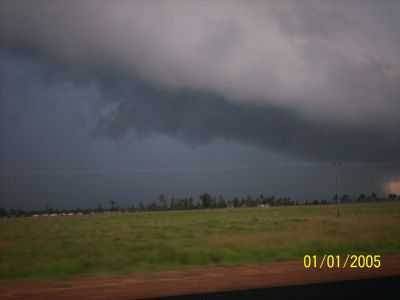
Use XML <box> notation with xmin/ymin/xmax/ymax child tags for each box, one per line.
<box><xmin>333</xmin><ymin>161</ymin><xmax>342</xmax><ymax>217</ymax></box>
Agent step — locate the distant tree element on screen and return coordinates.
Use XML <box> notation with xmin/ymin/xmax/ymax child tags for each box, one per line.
<box><xmin>0</xmin><ymin>208</ymin><xmax>7</xmax><ymax>217</ymax></box>
<box><xmin>369</xmin><ymin>192</ymin><xmax>377</xmax><ymax>202</ymax></box>
<box><xmin>183</xmin><ymin>197</ymin><xmax>191</xmax><ymax>210</ymax></box>
<box><xmin>200</xmin><ymin>193</ymin><xmax>212</xmax><ymax>208</ymax></box>
<box><xmin>233</xmin><ymin>197</ymin><xmax>239</xmax><ymax>208</ymax></box>
<box><xmin>138</xmin><ymin>201</ymin><xmax>145</xmax><ymax>211</ymax></box>
<box><xmin>173</xmin><ymin>198</ymin><xmax>183</xmax><ymax>210</ymax></box>
<box><xmin>255</xmin><ymin>195</ymin><xmax>263</xmax><ymax>206</ymax></box>
<box><xmin>188</xmin><ymin>197</ymin><xmax>194</xmax><ymax>209</ymax></box>
<box><xmin>97</xmin><ymin>203</ymin><xmax>103</xmax><ymax>212</ymax></box>
<box><xmin>267</xmin><ymin>196</ymin><xmax>276</xmax><ymax>206</ymax></box>
<box><xmin>358</xmin><ymin>194</ymin><xmax>366</xmax><ymax>202</ymax></box>
<box><xmin>217</xmin><ymin>195</ymin><xmax>227</xmax><ymax>208</ymax></box>
<box><xmin>8</xmin><ymin>208</ymin><xmax>16</xmax><ymax>217</ymax></box>
<box><xmin>283</xmin><ymin>197</ymin><xmax>292</xmax><ymax>206</ymax></box>
<box><xmin>159</xmin><ymin>194</ymin><xmax>167</xmax><ymax>210</ymax></box>
<box><xmin>245</xmin><ymin>195</ymin><xmax>255</xmax><ymax>207</ymax></box>
<box><xmin>110</xmin><ymin>200</ymin><xmax>116</xmax><ymax>211</ymax></box>
<box><xmin>147</xmin><ymin>201</ymin><xmax>159</xmax><ymax>211</ymax></box>
<box><xmin>341</xmin><ymin>194</ymin><xmax>349</xmax><ymax>202</ymax></box>
<box><xmin>211</xmin><ymin>196</ymin><xmax>217</xmax><ymax>208</ymax></box>
<box><xmin>169</xmin><ymin>197</ymin><xmax>176</xmax><ymax>210</ymax></box>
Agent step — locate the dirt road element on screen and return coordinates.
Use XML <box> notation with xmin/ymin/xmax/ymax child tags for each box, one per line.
<box><xmin>1</xmin><ymin>255</ymin><xmax>400</xmax><ymax>300</ymax></box>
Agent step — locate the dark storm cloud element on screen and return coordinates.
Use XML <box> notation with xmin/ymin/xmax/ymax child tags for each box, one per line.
<box><xmin>1</xmin><ymin>1</ymin><xmax>400</xmax><ymax>209</ymax></box>
<box><xmin>0</xmin><ymin>50</ymin><xmax>399</xmax><ymax>210</ymax></box>
<box><xmin>1</xmin><ymin>48</ymin><xmax>400</xmax><ymax>165</ymax></box>
<box><xmin>1</xmin><ymin>0</ymin><xmax>400</xmax><ymax>125</ymax></box>
<box><xmin>93</xmin><ymin>78</ymin><xmax>400</xmax><ymax>163</ymax></box>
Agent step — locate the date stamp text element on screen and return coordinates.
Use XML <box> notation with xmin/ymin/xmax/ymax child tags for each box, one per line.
<box><xmin>303</xmin><ymin>254</ymin><xmax>382</xmax><ymax>270</ymax></box>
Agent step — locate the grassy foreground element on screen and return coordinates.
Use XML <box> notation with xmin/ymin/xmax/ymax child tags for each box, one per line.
<box><xmin>1</xmin><ymin>202</ymin><xmax>400</xmax><ymax>280</ymax></box>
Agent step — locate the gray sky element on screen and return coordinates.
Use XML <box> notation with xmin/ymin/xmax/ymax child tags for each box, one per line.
<box><xmin>1</xmin><ymin>1</ymin><xmax>399</xmax><ymax>209</ymax></box>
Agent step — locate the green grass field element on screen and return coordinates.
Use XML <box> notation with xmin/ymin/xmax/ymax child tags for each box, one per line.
<box><xmin>1</xmin><ymin>202</ymin><xmax>400</xmax><ymax>280</ymax></box>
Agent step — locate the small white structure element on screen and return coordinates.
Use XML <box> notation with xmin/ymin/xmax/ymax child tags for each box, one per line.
<box><xmin>258</xmin><ymin>204</ymin><xmax>270</xmax><ymax>208</ymax></box>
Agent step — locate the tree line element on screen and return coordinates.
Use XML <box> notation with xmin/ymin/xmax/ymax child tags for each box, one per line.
<box><xmin>1</xmin><ymin>191</ymin><xmax>400</xmax><ymax>218</ymax></box>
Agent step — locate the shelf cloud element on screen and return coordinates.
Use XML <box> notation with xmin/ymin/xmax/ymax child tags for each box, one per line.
<box><xmin>1</xmin><ymin>0</ymin><xmax>399</xmax><ymax>126</ymax></box>
<box><xmin>1</xmin><ymin>1</ymin><xmax>400</xmax><ymax>208</ymax></box>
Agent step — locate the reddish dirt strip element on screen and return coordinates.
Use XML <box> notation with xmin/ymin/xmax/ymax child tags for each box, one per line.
<box><xmin>1</xmin><ymin>255</ymin><xmax>400</xmax><ymax>300</ymax></box>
